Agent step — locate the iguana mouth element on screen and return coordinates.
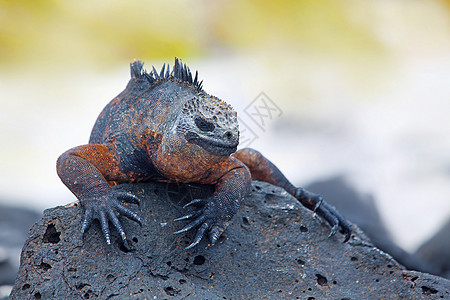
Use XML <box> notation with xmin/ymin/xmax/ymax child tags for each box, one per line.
<box><xmin>185</xmin><ymin>132</ymin><xmax>238</xmax><ymax>156</ymax></box>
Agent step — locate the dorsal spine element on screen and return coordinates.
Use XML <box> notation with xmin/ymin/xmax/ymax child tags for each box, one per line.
<box><xmin>130</xmin><ymin>57</ymin><xmax>203</xmax><ymax>91</ymax></box>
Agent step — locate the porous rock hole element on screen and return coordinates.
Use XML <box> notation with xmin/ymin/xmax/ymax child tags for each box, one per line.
<box><xmin>42</xmin><ymin>223</ymin><xmax>61</xmax><ymax>244</ymax></box>
<box><xmin>164</xmin><ymin>286</ymin><xmax>178</xmax><ymax>296</ymax></box>
<box><xmin>39</xmin><ymin>262</ymin><xmax>51</xmax><ymax>271</ymax></box>
<box><xmin>193</xmin><ymin>255</ymin><xmax>205</xmax><ymax>265</ymax></box>
<box><xmin>119</xmin><ymin>242</ymin><xmax>132</xmax><ymax>253</ymax></box>
<box><xmin>421</xmin><ymin>286</ymin><xmax>438</xmax><ymax>295</ymax></box>
<box><xmin>316</xmin><ymin>274</ymin><xmax>328</xmax><ymax>286</ymax></box>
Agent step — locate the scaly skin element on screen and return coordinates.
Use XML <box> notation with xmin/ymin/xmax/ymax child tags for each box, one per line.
<box><xmin>57</xmin><ymin>58</ymin><xmax>351</xmax><ymax>249</ymax></box>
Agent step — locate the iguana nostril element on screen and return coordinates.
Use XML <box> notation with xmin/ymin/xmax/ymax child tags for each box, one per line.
<box><xmin>225</xmin><ymin>131</ymin><xmax>233</xmax><ymax>139</ymax></box>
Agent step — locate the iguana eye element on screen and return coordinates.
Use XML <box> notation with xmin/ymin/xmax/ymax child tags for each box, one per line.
<box><xmin>195</xmin><ymin>116</ymin><xmax>215</xmax><ymax>132</ymax></box>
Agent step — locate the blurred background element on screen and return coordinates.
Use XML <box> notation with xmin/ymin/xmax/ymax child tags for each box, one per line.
<box><xmin>0</xmin><ymin>0</ymin><xmax>449</xmax><ymax>287</ymax></box>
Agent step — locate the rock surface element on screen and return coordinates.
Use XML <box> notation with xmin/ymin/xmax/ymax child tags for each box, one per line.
<box><xmin>0</xmin><ymin>204</ymin><xmax>41</xmax><ymax>300</ymax></box>
<box><xmin>306</xmin><ymin>177</ymin><xmax>436</xmax><ymax>276</ymax></box>
<box><xmin>0</xmin><ymin>204</ymin><xmax>41</xmax><ymax>286</ymax></box>
<box><xmin>11</xmin><ymin>181</ymin><xmax>450</xmax><ymax>299</ymax></box>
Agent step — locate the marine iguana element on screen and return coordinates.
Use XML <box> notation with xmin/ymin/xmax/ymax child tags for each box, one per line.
<box><xmin>57</xmin><ymin>58</ymin><xmax>351</xmax><ymax>249</ymax></box>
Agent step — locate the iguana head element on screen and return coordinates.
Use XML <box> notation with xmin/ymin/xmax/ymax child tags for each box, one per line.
<box><xmin>131</xmin><ymin>57</ymin><xmax>239</xmax><ymax>157</ymax></box>
<box><xmin>177</xmin><ymin>95</ymin><xmax>239</xmax><ymax>156</ymax></box>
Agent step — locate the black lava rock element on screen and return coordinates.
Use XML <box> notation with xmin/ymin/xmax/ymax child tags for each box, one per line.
<box><xmin>306</xmin><ymin>176</ymin><xmax>435</xmax><ymax>275</ymax></box>
<box><xmin>0</xmin><ymin>204</ymin><xmax>41</xmax><ymax>286</ymax></box>
<box><xmin>10</xmin><ymin>181</ymin><xmax>450</xmax><ymax>299</ymax></box>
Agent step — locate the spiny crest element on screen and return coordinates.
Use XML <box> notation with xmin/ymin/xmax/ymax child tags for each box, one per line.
<box><xmin>130</xmin><ymin>57</ymin><xmax>203</xmax><ymax>91</ymax></box>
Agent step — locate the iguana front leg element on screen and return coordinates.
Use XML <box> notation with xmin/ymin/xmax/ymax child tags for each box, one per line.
<box><xmin>232</xmin><ymin>148</ymin><xmax>352</xmax><ymax>242</ymax></box>
<box><xmin>57</xmin><ymin>144</ymin><xmax>141</xmax><ymax>244</ymax></box>
<box><xmin>174</xmin><ymin>158</ymin><xmax>252</xmax><ymax>249</ymax></box>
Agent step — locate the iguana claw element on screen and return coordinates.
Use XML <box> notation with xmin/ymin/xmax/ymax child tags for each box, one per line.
<box><xmin>295</xmin><ymin>188</ymin><xmax>352</xmax><ymax>242</ymax></box>
<box><xmin>174</xmin><ymin>197</ymin><xmax>231</xmax><ymax>249</ymax></box>
<box><xmin>80</xmin><ymin>190</ymin><xmax>141</xmax><ymax>245</ymax></box>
